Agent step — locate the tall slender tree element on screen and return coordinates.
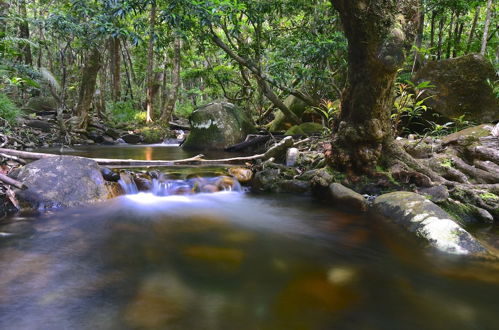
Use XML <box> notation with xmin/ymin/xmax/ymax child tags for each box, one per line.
<box><xmin>146</xmin><ymin>1</ymin><xmax>157</xmax><ymax>123</ymax></box>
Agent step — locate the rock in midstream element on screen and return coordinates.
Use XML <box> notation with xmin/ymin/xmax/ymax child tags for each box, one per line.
<box><xmin>373</xmin><ymin>192</ymin><xmax>490</xmax><ymax>256</ymax></box>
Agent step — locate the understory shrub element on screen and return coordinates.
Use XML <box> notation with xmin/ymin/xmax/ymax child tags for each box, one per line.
<box><xmin>0</xmin><ymin>93</ymin><xmax>20</xmax><ymax>125</ymax></box>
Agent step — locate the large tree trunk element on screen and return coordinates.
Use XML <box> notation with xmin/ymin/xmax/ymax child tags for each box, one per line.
<box><xmin>161</xmin><ymin>35</ymin><xmax>181</xmax><ymax>122</ymax></box>
<box><xmin>145</xmin><ymin>1</ymin><xmax>156</xmax><ymax>123</ymax></box>
<box><xmin>480</xmin><ymin>0</ymin><xmax>493</xmax><ymax>55</ymax></box>
<box><xmin>330</xmin><ymin>0</ymin><xmax>417</xmax><ymax>174</ymax></box>
<box><xmin>75</xmin><ymin>48</ymin><xmax>101</xmax><ymax>130</ymax></box>
<box><xmin>109</xmin><ymin>37</ymin><xmax>121</xmax><ymax>102</ymax></box>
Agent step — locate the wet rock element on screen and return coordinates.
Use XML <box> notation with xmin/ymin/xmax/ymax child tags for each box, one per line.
<box><xmin>418</xmin><ymin>185</ymin><xmax>449</xmax><ymax>203</ymax></box>
<box><xmin>122</xmin><ymin>134</ymin><xmax>143</xmax><ymax>144</ymax></box>
<box><xmin>228</xmin><ymin>167</ymin><xmax>253</xmax><ymax>183</ymax></box>
<box><xmin>252</xmin><ymin>168</ymin><xmax>280</xmax><ymax>192</ymax></box>
<box><xmin>278</xmin><ymin>180</ymin><xmax>310</xmax><ymax>194</ymax></box>
<box><xmin>182</xmin><ymin>102</ymin><xmax>256</xmax><ymax>150</ymax></box>
<box><xmin>105</xmin><ymin>181</ymin><xmax>125</xmax><ymax>199</ymax></box>
<box><xmin>328</xmin><ymin>183</ymin><xmax>368</xmax><ymax>212</ymax></box>
<box><xmin>101</xmin><ymin>135</ymin><xmax>115</xmax><ymax>145</ymax></box>
<box><xmin>181</xmin><ymin>245</ymin><xmax>245</xmax><ymax>273</ymax></box>
<box><xmin>310</xmin><ymin>168</ymin><xmax>335</xmax><ymax>192</ymax></box>
<box><xmin>414</xmin><ymin>54</ymin><xmax>498</xmax><ymax>124</ymax></box>
<box><xmin>11</xmin><ymin>156</ymin><xmax>110</xmax><ymax>208</ymax></box>
<box><xmin>105</xmin><ymin>128</ymin><xmax>123</xmax><ymax>139</ymax></box>
<box><xmin>373</xmin><ymin>192</ymin><xmax>489</xmax><ymax>256</ymax></box>
<box><xmin>87</xmin><ymin>130</ymin><xmax>104</xmax><ymax>143</ymax></box>
<box><xmin>101</xmin><ymin>167</ymin><xmax>120</xmax><ymax>182</ymax></box>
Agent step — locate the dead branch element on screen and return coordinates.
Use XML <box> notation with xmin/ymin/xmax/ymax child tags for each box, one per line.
<box><xmin>0</xmin><ymin>173</ymin><xmax>26</xmax><ymax>189</ymax></box>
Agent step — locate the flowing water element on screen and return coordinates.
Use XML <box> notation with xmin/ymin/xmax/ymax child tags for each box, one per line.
<box><xmin>1</xmin><ymin>145</ymin><xmax>498</xmax><ymax>330</ymax></box>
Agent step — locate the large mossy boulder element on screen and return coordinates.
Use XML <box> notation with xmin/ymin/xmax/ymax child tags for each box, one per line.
<box><xmin>373</xmin><ymin>192</ymin><xmax>489</xmax><ymax>256</ymax></box>
<box><xmin>285</xmin><ymin>122</ymin><xmax>324</xmax><ymax>136</ymax></box>
<box><xmin>11</xmin><ymin>156</ymin><xmax>110</xmax><ymax>208</ymax></box>
<box><xmin>414</xmin><ymin>54</ymin><xmax>498</xmax><ymax>124</ymax></box>
<box><xmin>182</xmin><ymin>102</ymin><xmax>256</xmax><ymax>150</ymax></box>
<box><xmin>24</xmin><ymin>96</ymin><xmax>58</xmax><ymax>113</ymax></box>
<box><xmin>268</xmin><ymin>95</ymin><xmax>308</xmax><ymax>132</ymax></box>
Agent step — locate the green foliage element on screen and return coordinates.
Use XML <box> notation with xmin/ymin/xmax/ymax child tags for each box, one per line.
<box><xmin>0</xmin><ymin>93</ymin><xmax>20</xmax><ymax>125</ymax></box>
<box><xmin>479</xmin><ymin>192</ymin><xmax>499</xmax><ymax>201</ymax></box>
<box><xmin>312</xmin><ymin>99</ymin><xmax>340</xmax><ymax>135</ymax></box>
<box><xmin>440</xmin><ymin>158</ymin><xmax>453</xmax><ymax>168</ymax></box>
<box><xmin>108</xmin><ymin>101</ymin><xmax>143</xmax><ymax>124</ymax></box>
<box><xmin>391</xmin><ymin>80</ymin><xmax>435</xmax><ymax>135</ymax></box>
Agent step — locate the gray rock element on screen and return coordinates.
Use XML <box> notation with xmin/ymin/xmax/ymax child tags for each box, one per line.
<box><xmin>278</xmin><ymin>180</ymin><xmax>311</xmax><ymax>193</ymax></box>
<box><xmin>25</xmin><ymin>120</ymin><xmax>53</xmax><ymax>132</ymax></box>
<box><xmin>418</xmin><ymin>185</ymin><xmax>449</xmax><ymax>203</ymax></box>
<box><xmin>329</xmin><ymin>183</ymin><xmax>368</xmax><ymax>212</ymax></box>
<box><xmin>373</xmin><ymin>192</ymin><xmax>489</xmax><ymax>256</ymax></box>
<box><xmin>12</xmin><ymin>156</ymin><xmax>110</xmax><ymax>208</ymax></box>
<box><xmin>122</xmin><ymin>134</ymin><xmax>143</xmax><ymax>144</ymax></box>
<box><xmin>182</xmin><ymin>102</ymin><xmax>256</xmax><ymax>150</ymax></box>
<box><xmin>252</xmin><ymin>168</ymin><xmax>280</xmax><ymax>192</ymax></box>
<box><xmin>414</xmin><ymin>54</ymin><xmax>498</xmax><ymax>124</ymax></box>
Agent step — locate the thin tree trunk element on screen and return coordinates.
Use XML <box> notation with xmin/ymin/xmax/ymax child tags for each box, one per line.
<box><xmin>412</xmin><ymin>1</ymin><xmax>425</xmax><ymax>73</ymax></box>
<box><xmin>109</xmin><ymin>37</ymin><xmax>121</xmax><ymax>102</ymax></box>
<box><xmin>481</xmin><ymin>0</ymin><xmax>493</xmax><ymax>55</ymax></box>
<box><xmin>437</xmin><ymin>15</ymin><xmax>445</xmax><ymax>60</ymax></box>
<box><xmin>121</xmin><ymin>44</ymin><xmax>134</xmax><ymax>100</ymax></box>
<box><xmin>466</xmin><ymin>6</ymin><xmax>480</xmax><ymax>53</ymax></box>
<box><xmin>453</xmin><ymin>21</ymin><xmax>464</xmax><ymax>57</ymax></box>
<box><xmin>161</xmin><ymin>35</ymin><xmax>181</xmax><ymax>122</ymax></box>
<box><xmin>0</xmin><ymin>1</ymin><xmax>9</xmax><ymax>55</ymax></box>
<box><xmin>76</xmin><ymin>48</ymin><xmax>101</xmax><ymax>130</ymax></box>
<box><xmin>18</xmin><ymin>0</ymin><xmax>32</xmax><ymax>66</ymax></box>
<box><xmin>430</xmin><ymin>10</ymin><xmax>436</xmax><ymax>49</ymax></box>
<box><xmin>446</xmin><ymin>11</ymin><xmax>455</xmax><ymax>58</ymax></box>
<box><xmin>146</xmin><ymin>1</ymin><xmax>156</xmax><ymax>123</ymax></box>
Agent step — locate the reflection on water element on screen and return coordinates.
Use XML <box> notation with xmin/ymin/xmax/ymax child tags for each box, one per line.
<box><xmin>1</xmin><ymin>193</ymin><xmax>498</xmax><ymax>330</ymax></box>
<box><xmin>34</xmin><ymin>144</ymin><xmax>242</xmax><ymax>161</ymax></box>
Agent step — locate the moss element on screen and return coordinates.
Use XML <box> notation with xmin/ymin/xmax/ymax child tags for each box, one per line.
<box><xmin>440</xmin><ymin>200</ymin><xmax>477</xmax><ymax>226</ymax></box>
<box><xmin>479</xmin><ymin>192</ymin><xmax>499</xmax><ymax>201</ymax></box>
<box><xmin>137</xmin><ymin>126</ymin><xmax>171</xmax><ymax>144</ymax></box>
<box><xmin>440</xmin><ymin>158</ymin><xmax>453</xmax><ymax>168</ymax></box>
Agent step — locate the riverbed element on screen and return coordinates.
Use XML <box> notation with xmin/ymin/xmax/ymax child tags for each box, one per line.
<box><xmin>0</xmin><ymin>145</ymin><xmax>498</xmax><ymax>330</ymax></box>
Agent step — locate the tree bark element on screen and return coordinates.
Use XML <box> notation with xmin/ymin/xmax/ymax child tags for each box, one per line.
<box><xmin>412</xmin><ymin>0</ymin><xmax>425</xmax><ymax>73</ymax></box>
<box><xmin>75</xmin><ymin>48</ymin><xmax>101</xmax><ymax>130</ymax></box>
<box><xmin>436</xmin><ymin>15</ymin><xmax>445</xmax><ymax>60</ymax></box>
<box><xmin>146</xmin><ymin>1</ymin><xmax>156</xmax><ymax>123</ymax></box>
<box><xmin>18</xmin><ymin>0</ymin><xmax>32</xmax><ymax>66</ymax></box>
<box><xmin>466</xmin><ymin>6</ymin><xmax>480</xmax><ymax>53</ymax></box>
<box><xmin>445</xmin><ymin>11</ymin><xmax>454</xmax><ymax>58</ymax></box>
<box><xmin>109</xmin><ymin>37</ymin><xmax>121</xmax><ymax>102</ymax></box>
<box><xmin>161</xmin><ymin>35</ymin><xmax>181</xmax><ymax>122</ymax></box>
<box><xmin>480</xmin><ymin>0</ymin><xmax>493</xmax><ymax>55</ymax></box>
<box><xmin>330</xmin><ymin>0</ymin><xmax>417</xmax><ymax>174</ymax></box>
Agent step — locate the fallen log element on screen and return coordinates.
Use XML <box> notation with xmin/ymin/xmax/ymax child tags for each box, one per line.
<box><xmin>225</xmin><ymin>135</ymin><xmax>271</xmax><ymax>152</ymax></box>
<box><xmin>0</xmin><ymin>138</ymin><xmax>293</xmax><ymax>167</ymax></box>
<box><xmin>0</xmin><ymin>173</ymin><xmax>26</xmax><ymax>189</ymax></box>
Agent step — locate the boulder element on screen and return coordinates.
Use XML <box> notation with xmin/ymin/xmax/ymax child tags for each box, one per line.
<box><xmin>285</xmin><ymin>122</ymin><xmax>324</xmax><ymax>136</ymax></box>
<box><xmin>11</xmin><ymin>156</ymin><xmax>110</xmax><ymax>208</ymax></box>
<box><xmin>182</xmin><ymin>102</ymin><xmax>256</xmax><ymax>150</ymax></box>
<box><xmin>24</xmin><ymin>96</ymin><xmax>58</xmax><ymax>113</ymax></box>
<box><xmin>25</xmin><ymin>120</ymin><xmax>53</xmax><ymax>132</ymax></box>
<box><xmin>441</xmin><ymin>124</ymin><xmax>495</xmax><ymax>145</ymax></box>
<box><xmin>328</xmin><ymin>183</ymin><xmax>368</xmax><ymax>212</ymax></box>
<box><xmin>268</xmin><ymin>95</ymin><xmax>307</xmax><ymax>132</ymax></box>
<box><xmin>373</xmin><ymin>191</ymin><xmax>489</xmax><ymax>256</ymax></box>
<box><xmin>122</xmin><ymin>134</ymin><xmax>143</xmax><ymax>144</ymax></box>
<box><xmin>414</xmin><ymin>54</ymin><xmax>498</xmax><ymax>124</ymax></box>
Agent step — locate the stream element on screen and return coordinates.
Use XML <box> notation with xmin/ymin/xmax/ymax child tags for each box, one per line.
<box><xmin>1</xmin><ymin>145</ymin><xmax>498</xmax><ymax>329</ymax></box>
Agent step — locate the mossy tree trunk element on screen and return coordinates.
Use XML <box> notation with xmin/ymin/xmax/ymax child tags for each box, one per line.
<box><xmin>330</xmin><ymin>0</ymin><xmax>417</xmax><ymax>174</ymax></box>
<box><xmin>76</xmin><ymin>48</ymin><xmax>101</xmax><ymax>130</ymax></box>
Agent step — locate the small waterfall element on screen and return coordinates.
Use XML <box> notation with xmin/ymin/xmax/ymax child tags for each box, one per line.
<box><xmin>118</xmin><ymin>171</ymin><xmax>243</xmax><ymax>197</ymax></box>
<box><xmin>118</xmin><ymin>172</ymin><xmax>139</xmax><ymax>194</ymax></box>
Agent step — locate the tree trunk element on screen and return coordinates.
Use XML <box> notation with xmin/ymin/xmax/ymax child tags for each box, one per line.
<box><xmin>146</xmin><ymin>1</ymin><xmax>156</xmax><ymax>123</ymax></box>
<box><xmin>430</xmin><ymin>10</ymin><xmax>436</xmax><ymax>49</ymax></box>
<box><xmin>18</xmin><ymin>0</ymin><xmax>32</xmax><ymax>66</ymax></box>
<box><xmin>0</xmin><ymin>1</ymin><xmax>8</xmax><ymax>55</ymax></box>
<box><xmin>453</xmin><ymin>21</ymin><xmax>464</xmax><ymax>57</ymax></box>
<box><xmin>445</xmin><ymin>11</ymin><xmax>454</xmax><ymax>58</ymax></box>
<box><xmin>75</xmin><ymin>48</ymin><xmax>101</xmax><ymax>130</ymax></box>
<box><xmin>412</xmin><ymin>0</ymin><xmax>425</xmax><ymax>73</ymax></box>
<box><xmin>109</xmin><ymin>37</ymin><xmax>121</xmax><ymax>102</ymax></box>
<box><xmin>480</xmin><ymin>0</ymin><xmax>493</xmax><ymax>55</ymax></box>
<box><xmin>466</xmin><ymin>6</ymin><xmax>480</xmax><ymax>53</ymax></box>
<box><xmin>161</xmin><ymin>35</ymin><xmax>181</xmax><ymax>122</ymax></box>
<box><xmin>437</xmin><ymin>15</ymin><xmax>445</xmax><ymax>60</ymax></box>
<box><xmin>330</xmin><ymin>0</ymin><xmax>417</xmax><ymax>174</ymax></box>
